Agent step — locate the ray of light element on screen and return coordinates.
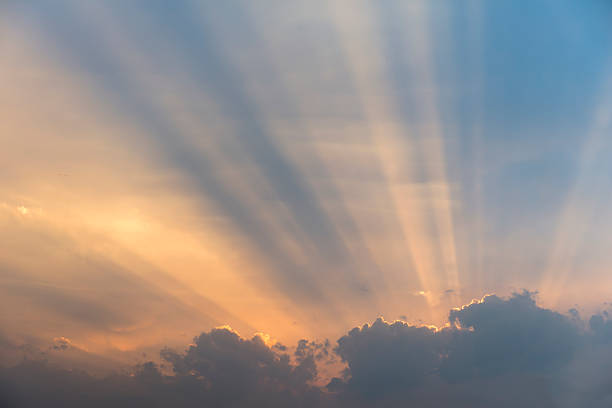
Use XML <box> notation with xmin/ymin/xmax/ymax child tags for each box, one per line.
<box><xmin>0</xmin><ymin>1</ymin><xmax>344</xmax><ymax>346</ymax></box>
<box><xmin>190</xmin><ymin>0</ymin><xmax>391</xmax><ymax>320</ymax></box>
<box><xmin>540</xmin><ymin>75</ymin><xmax>612</xmax><ymax>307</ymax></box>
<box><xmin>326</xmin><ymin>0</ymin><xmax>441</xmax><ymax>316</ymax></box>
<box><xmin>393</xmin><ymin>0</ymin><xmax>462</xmax><ymax>303</ymax></box>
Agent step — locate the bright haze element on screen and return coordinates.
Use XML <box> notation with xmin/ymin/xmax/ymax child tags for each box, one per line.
<box><xmin>2</xmin><ymin>1</ymin><xmax>612</xmax><ymax>407</ymax></box>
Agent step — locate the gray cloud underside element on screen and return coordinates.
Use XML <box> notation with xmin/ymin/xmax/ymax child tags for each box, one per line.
<box><xmin>4</xmin><ymin>292</ymin><xmax>612</xmax><ymax>407</ymax></box>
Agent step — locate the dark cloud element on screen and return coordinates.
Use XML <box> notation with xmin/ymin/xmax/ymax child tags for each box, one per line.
<box><xmin>334</xmin><ymin>318</ymin><xmax>442</xmax><ymax>399</ymax></box>
<box><xmin>5</xmin><ymin>293</ymin><xmax>612</xmax><ymax>407</ymax></box>
<box><xmin>159</xmin><ymin>328</ymin><xmax>321</xmax><ymax>404</ymax></box>
<box><xmin>330</xmin><ymin>292</ymin><xmax>612</xmax><ymax>407</ymax></box>
<box><xmin>442</xmin><ymin>291</ymin><xmax>581</xmax><ymax>381</ymax></box>
<box><xmin>0</xmin><ymin>327</ymin><xmax>327</xmax><ymax>408</ymax></box>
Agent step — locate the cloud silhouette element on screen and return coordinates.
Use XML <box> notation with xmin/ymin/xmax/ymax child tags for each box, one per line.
<box><xmin>331</xmin><ymin>292</ymin><xmax>612</xmax><ymax>407</ymax></box>
<box><xmin>441</xmin><ymin>291</ymin><xmax>581</xmax><ymax>381</ymax></box>
<box><xmin>0</xmin><ymin>327</ymin><xmax>326</xmax><ymax>408</ymax></box>
<box><xmin>4</xmin><ymin>293</ymin><xmax>612</xmax><ymax>407</ymax></box>
<box><xmin>334</xmin><ymin>318</ymin><xmax>442</xmax><ymax>399</ymax></box>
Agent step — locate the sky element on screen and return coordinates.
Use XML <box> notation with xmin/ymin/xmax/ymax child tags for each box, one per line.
<box><xmin>2</xmin><ymin>0</ymin><xmax>612</xmax><ymax>406</ymax></box>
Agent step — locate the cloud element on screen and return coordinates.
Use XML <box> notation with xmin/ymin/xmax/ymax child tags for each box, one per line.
<box><xmin>4</xmin><ymin>293</ymin><xmax>612</xmax><ymax>407</ymax></box>
<box><xmin>334</xmin><ymin>318</ymin><xmax>441</xmax><ymax>399</ymax></box>
<box><xmin>442</xmin><ymin>291</ymin><xmax>580</xmax><ymax>380</ymax></box>
<box><xmin>0</xmin><ymin>327</ymin><xmax>326</xmax><ymax>408</ymax></box>
<box><xmin>159</xmin><ymin>327</ymin><xmax>321</xmax><ymax>402</ymax></box>
<box><xmin>330</xmin><ymin>292</ymin><xmax>612</xmax><ymax>407</ymax></box>
<box><xmin>52</xmin><ymin>337</ymin><xmax>73</xmax><ymax>351</ymax></box>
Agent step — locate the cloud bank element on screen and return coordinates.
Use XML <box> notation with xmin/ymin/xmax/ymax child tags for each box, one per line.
<box><xmin>3</xmin><ymin>292</ymin><xmax>612</xmax><ymax>407</ymax></box>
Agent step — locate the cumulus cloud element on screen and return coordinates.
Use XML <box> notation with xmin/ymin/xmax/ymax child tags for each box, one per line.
<box><xmin>327</xmin><ymin>292</ymin><xmax>612</xmax><ymax>407</ymax></box>
<box><xmin>333</xmin><ymin>318</ymin><xmax>442</xmax><ymax>399</ymax></box>
<box><xmin>4</xmin><ymin>293</ymin><xmax>612</xmax><ymax>407</ymax></box>
<box><xmin>0</xmin><ymin>327</ymin><xmax>327</xmax><ymax>408</ymax></box>
<box><xmin>158</xmin><ymin>327</ymin><xmax>322</xmax><ymax>405</ymax></box>
<box><xmin>441</xmin><ymin>291</ymin><xmax>580</xmax><ymax>381</ymax></box>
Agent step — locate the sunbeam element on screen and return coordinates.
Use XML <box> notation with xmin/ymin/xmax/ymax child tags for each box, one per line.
<box><xmin>541</xmin><ymin>75</ymin><xmax>612</xmax><ymax>308</ymax></box>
